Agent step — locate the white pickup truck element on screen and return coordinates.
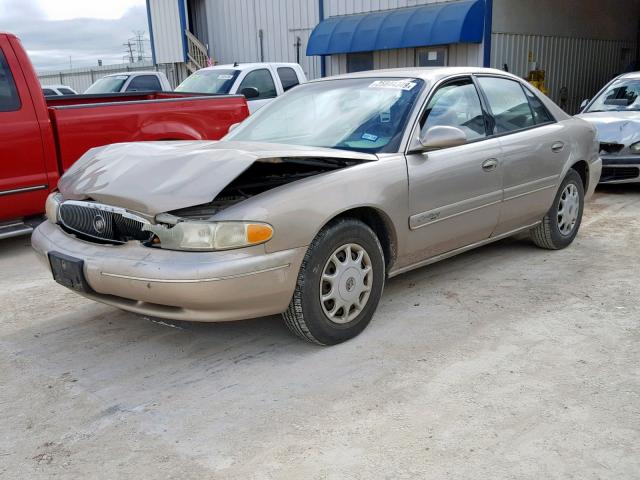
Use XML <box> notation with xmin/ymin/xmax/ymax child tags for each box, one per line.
<box><xmin>176</xmin><ymin>62</ymin><xmax>306</xmax><ymax>113</ymax></box>
<box><xmin>85</xmin><ymin>71</ymin><xmax>172</xmax><ymax>94</ymax></box>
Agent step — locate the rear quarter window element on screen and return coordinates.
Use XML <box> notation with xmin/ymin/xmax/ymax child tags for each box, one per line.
<box><xmin>0</xmin><ymin>49</ymin><xmax>21</xmax><ymax>112</ymax></box>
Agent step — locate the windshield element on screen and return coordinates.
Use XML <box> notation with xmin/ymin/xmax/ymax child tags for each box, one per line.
<box><xmin>85</xmin><ymin>75</ymin><xmax>128</xmax><ymax>94</ymax></box>
<box><xmin>587</xmin><ymin>78</ymin><xmax>640</xmax><ymax>112</ymax></box>
<box><xmin>175</xmin><ymin>69</ymin><xmax>240</xmax><ymax>94</ymax></box>
<box><xmin>225</xmin><ymin>77</ymin><xmax>425</xmax><ymax>153</ymax></box>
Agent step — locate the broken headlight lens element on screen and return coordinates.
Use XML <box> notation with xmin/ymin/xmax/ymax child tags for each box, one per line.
<box><xmin>45</xmin><ymin>192</ymin><xmax>62</xmax><ymax>224</ymax></box>
<box><xmin>630</xmin><ymin>142</ymin><xmax>640</xmax><ymax>154</ymax></box>
<box><xmin>144</xmin><ymin>220</ymin><xmax>273</xmax><ymax>251</ymax></box>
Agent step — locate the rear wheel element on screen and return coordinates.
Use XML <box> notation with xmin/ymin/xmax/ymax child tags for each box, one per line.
<box><xmin>283</xmin><ymin>218</ymin><xmax>385</xmax><ymax>345</ymax></box>
<box><xmin>530</xmin><ymin>169</ymin><xmax>584</xmax><ymax>250</ymax></box>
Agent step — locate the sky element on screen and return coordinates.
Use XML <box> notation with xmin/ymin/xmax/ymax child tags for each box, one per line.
<box><xmin>0</xmin><ymin>0</ymin><xmax>149</xmax><ymax>71</ymax></box>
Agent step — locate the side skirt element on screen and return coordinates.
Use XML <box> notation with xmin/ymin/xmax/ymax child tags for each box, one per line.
<box><xmin>388</xmin><ymin>221</ymin><xmax>542</xmax><ymax>278</ymax></box>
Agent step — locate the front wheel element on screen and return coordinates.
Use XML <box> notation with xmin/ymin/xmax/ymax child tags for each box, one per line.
<box><xmin>530</xmin><ymin>169</ymin><xmax>584</xmax><ymax>250</ymax></box>
<box><xmin>283</xmin><ymin>218</ymin><xmax>385</xmax><ymax>345</ymax></box>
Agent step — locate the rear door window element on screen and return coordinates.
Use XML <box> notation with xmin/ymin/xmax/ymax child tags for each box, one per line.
<box><xmin>277</xmin><ymin>67</ymin><xmax>300</xmax><ymax>92</ymax></box>
<box><xmin>0</xmin><ymin>49</ymin><xmax>21</xmax><ymax>111</ymax></box>
<box><xmin>58</xmin><ymin>87</ymin><xmax>76</xmax><ymax>95</ymax></box>
<box><xmin>238</xmin><ymin>69</ymin><xmax>277</xmax><ymax>99</ymax></box>
<box><xmin>523</xmin><ymin>87</ymin><xmax>554</xmax><ymax>124</ymax></box>
<box><xmin>477</xmin><ymin>77</ymin><xmax>536</xmax><ymax>134</ymax></box>
<box><xmin>126</xmin><ymin>75</ymin><xmax>162</xmax><ymax>92</ymax></box>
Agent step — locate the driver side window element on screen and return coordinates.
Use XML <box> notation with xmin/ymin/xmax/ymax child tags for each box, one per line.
<box><xmin>420</xmin><ymin>78</ymin><xmax>487</xmax><ymax>142</ymax></box>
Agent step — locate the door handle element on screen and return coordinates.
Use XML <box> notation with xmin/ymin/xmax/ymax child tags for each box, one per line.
<box><xmin>482</xmin><ymin>158</ymin><xmax>499</xmax><ymax>172</ymax></box>
<box><xmin>551</xmin><ymin>142</ymin><xmax>565</xmax><ymax>153</ymax></box>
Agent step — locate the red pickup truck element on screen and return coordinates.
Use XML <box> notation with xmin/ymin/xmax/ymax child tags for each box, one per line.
<box><xmin>0</xmin><ymin>32</ymin><xmax>249</xmax><ymax>239</ymax></box>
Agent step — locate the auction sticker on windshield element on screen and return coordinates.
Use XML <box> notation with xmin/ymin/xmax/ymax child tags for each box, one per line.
<box><xmin>218</xmin><ymin>74</ymin><xmax>234</xmax><ymax>80</ymax></box>
<box><xmin>369</xmin><ymin>79</ymin><xmax>417</xmax><ymax>91</ymax></box>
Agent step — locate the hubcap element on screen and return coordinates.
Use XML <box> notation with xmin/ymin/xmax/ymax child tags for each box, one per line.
<box><xmin>320</xmin><ymin>243</ymin><xmax>373</xmax><ymax>324</ymax></box>
<box><xmin>557</xmin><ymin>183</ymin><xmax>580</xmax><ymax>236</ymax></box>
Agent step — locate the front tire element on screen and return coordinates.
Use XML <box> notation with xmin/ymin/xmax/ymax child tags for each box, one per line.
<box><xmin>530</xmin><ymin>169</ymin><xmax>584</xmax><ymax>250</ymax></box>
<box><xmin>283</xmin><ymin>218</ymin><xmax>385</xmax><ymax>345</ymax></box>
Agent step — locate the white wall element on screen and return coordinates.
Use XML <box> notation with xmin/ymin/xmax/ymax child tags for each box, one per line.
<box><xmin>203</xmin><ymin>0</ymin><xmax>322</xmax><ymax>79</ymax></box>
<box><xmin>148</xmin><ymin>0</ymin><xmax>185</xmax><ymax>64</ymax></box>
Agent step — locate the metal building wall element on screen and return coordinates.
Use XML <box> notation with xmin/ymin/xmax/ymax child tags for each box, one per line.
<box><xmin>148</xmin><ymin>0</ymin><xmax>185</xmax><ymax>64</ymax></box>
<box><xmin>204</xmin><ymin>0</ymin><xmax>322</xmax><ymax>80</ymax></box>
<box><xmin>491</xmin><ymin>33</ymin><xmax>638</xmax><ymax>114</ymax></box>
<box><xmin>323</xmin><ymin>0</ymin><xmax>484</xmax><ymax>76</ymax></box>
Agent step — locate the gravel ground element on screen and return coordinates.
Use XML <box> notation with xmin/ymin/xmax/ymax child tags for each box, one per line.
<box><xmin>1</xmin><ymin>185</ymin><xmax>639</xmax><ymax>479</ymax></box>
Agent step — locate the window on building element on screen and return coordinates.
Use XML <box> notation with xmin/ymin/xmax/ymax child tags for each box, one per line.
<box><xmin>42</xmin><ymin>88</ymin><xmax>57</xmax><ymax>96</ymax></box>
<box><xmin>0</xmin><ymin>49</ymin><xmax>21</xmax><ymax>111</ymax></box>
<box><xmin>523</xmin><ymin>87</ymin><xmax>554</xmax><ymax>124</ymax></box>
<box><xmin>420</xmin><ymin>78</ymin><xmax>487</xmax><ymax>142</ymax></box>
<box><xmin>415</xmin><ymin>47</ymin><xmax>448</xmax><ymax>67</ymax></box>
<box><xmin>477</xmin><ymin>77</ymin><xmax>536</xmax><ymax>134</ymax></box>
<box><xmin>238</xmin><ymin>69</ymin><xmax>278</xmax><ymax>100</ymax></box>
<box><xmin>126</xmin><ymin>75</ymin><xmax>162</xmax><ymax>92</ymax></box>
<box><xmin>277</xmin><ymin>67</ymin><xmax>300</xmax><ymax>92</ymax></box>
<box><xmin>347</xmin><ymin>52</ymin><xmax>373</xmax><ymax>73</ymax></box>
<box><xmin>58</xmin><ymin>88</ymin><xmax>76</xmax><ymax>95</ymax></box>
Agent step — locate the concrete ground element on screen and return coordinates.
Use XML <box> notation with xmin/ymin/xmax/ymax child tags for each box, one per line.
<box><xmin>0</xmin><ymin>185</ymin><xmax>638</xmax><ymax>479</ymax></box>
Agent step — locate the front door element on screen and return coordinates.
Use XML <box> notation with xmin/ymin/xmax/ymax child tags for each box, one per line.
<box><xmin>405</xmin><ymin>77</ymin><xmax>503</xmax><ymax>264</ymax></box>
<box><xmin>0</xmin><ymin>38</ymin><xmax>49</xmax><ymax>223</ymax></box>
<box><xmin>236</xmin><ymin>68</ymin><xmax>279</xmax><ymax>114</ymax></box>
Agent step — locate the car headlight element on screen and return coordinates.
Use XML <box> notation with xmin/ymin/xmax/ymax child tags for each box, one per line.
<box><xmin>144</xmin><ymin>220</ymin><xmax>273</xmax><ymax>251</ymax></box>
<box><xmin>630</xmin><ymin>142</ymin><xmax>640</xmax><ymax>154</ymax></box>
<box><xmin>45</xmin><ymin>192</ymin><xmax>62</xmax><ymax>224</ymax></box>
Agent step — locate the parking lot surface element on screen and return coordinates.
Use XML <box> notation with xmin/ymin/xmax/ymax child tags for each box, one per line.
<box><xmin>1</xmin><ymin>186</ymin><xmax>639</xmax><ymax>479</ymax></box>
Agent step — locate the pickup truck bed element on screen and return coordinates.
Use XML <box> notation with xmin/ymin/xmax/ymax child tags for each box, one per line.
<box><xmin>46</xmin><ymin>92</ymin><xmax>247</xmax><ymax>171</ymax></box>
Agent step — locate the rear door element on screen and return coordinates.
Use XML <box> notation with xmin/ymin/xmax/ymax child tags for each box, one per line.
<box><xmin>0</xmin><ymin>37</ymin><xmax>49</xmax><ymax>222</ymax></box>
<box><xmin>475</xmin><ymin>76</ymin><xmax>568</xmax><ymax>234</ymax></box>
<box><xmin>405</xmin><ymin>76</ymin><xmax>503</xmax><ymax>261</ymax></box>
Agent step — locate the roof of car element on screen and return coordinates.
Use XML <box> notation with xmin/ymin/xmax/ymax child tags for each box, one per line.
<box><xmin>619</xmin><ymin>71</ymin><xmax>640</xmax><ymax>79</ymax></box>
<box><xmin>200</xmin><ymin>63</ymin><xmax>300</xmax><ymax>71</ymax></box>
<box><xmin>42</xmin><ymin>84</ymin><xmax>73</xmax><ymax>89</ymax></box>
<box><xmin>310</xmin><ymin>67</ymin><xmax>523</xmax><ymax>84</ymax></box>
<box><xmin>104</xmin><ymin>71</ymin><xmax>162</xmax><ymax>77</ymax></box>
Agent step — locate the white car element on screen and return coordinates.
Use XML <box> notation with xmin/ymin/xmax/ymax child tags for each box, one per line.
<box><xmin>42</xmin><ymin>84</ymin><xmax>78</xmax><ymax>96</ymax></box>
<box><xmin>176</xmin><ymin>62</ymin><xmax>306</xmax><ymax>113</ymax></box>
<box><xmin>85</xmin><ymin>71</ymin><xmax>172</xmax><ymax>94</ymax></box>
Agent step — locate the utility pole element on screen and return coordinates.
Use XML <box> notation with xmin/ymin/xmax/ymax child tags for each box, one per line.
<box><xmin>124</xmin><ymin>41</ymin><xmax>134</xmax><ymax>63</ymax></box>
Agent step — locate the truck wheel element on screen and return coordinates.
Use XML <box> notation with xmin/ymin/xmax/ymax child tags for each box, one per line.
<box><xmin>530</xmin><ymin>169</ymin><xmax>584</xmax><ymax>250</ymax></box>
<box><xmin>283</xmin><ymin>218</ymin><xmax>385</xmax><ymax>345</ymax></box>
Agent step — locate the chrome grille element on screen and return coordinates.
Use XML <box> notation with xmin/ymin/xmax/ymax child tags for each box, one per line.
<box><xmin>59</xmin><ymin>201</ymin><xmax>152</xmax><ymax>244</ymax></box>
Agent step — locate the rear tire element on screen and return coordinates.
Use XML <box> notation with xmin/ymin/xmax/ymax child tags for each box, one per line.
<box><xmin>283</xmin><ymin>218</ymin><xmax>385</xmax><ymax>345</ymax></box>
<box><xmin>530</xmin><ymin>169</ymin><xmax>584</xmax><ymax>250</ymax></box>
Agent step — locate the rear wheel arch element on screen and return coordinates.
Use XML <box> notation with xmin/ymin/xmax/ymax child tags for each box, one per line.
<box><xmin>569</xmin><ymin>160</ymin><xmax>589</xmax><ymax>191</ymax></box>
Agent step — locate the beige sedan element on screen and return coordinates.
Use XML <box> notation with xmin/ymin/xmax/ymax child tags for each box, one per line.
<box><xmin>33</xmin><ymin>67</ymin><xmax>601</xmax><ymax>345</ymax></box>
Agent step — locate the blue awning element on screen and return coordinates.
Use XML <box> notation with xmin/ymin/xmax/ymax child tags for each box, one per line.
<box><xmin>307</xmin><ymin>0</ymin><xmax>485</xmax><ymax>56</ymax></box>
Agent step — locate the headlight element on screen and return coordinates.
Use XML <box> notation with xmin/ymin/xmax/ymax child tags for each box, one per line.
<box><xmin>630</xmin><ymin>142</ymin><xmax>640</xmax><ymax>154</ymax></box>
<box><xmin>45</xmin><ymin>192</ymin><xmax>62</xmax><ymax>224</ymax></box>
<box><xmin>144</xmin><ymin>220</ymin><xmax>273</xmax><ymax>251</ymax></box>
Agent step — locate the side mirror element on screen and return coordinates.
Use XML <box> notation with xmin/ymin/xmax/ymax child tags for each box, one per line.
<box><xmin>412</xmin><ymin>126</ymin><xmax>468</xmax><ymax>152</ymax></box>
<box><xmin>228</xmin><ymin>122</ymin><xmax>241</xmax><ymax>133</ymax></box>
<box><xmin>240</xmin><ymin>87</ymin><xmax>260</xmax><ymax>99</ymax></box>
<box><xmin>580</xmin><ymin>99</ymin><xmax>590</xmax><ymax>111</ymax></box>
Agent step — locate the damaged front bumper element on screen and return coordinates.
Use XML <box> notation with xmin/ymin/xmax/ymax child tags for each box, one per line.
<box><xmin>32</xmin><ymin>221</ymin><xmax>306</xmax><ymax>322</ymax></box>
<box><xmin>600</xmin><ymin>155</ymin><xmax>640</xmax><ymax>184</ymax></box>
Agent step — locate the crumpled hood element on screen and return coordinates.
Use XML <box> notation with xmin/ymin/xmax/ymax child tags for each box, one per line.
<box><xmin>576</xmin><ymin>111</ymin><xmax>640</xmax><ymax>146</ymax></box>
<box><xmin>58</xmin><ymin>140</ymin><xmax>377</xmax><ymax>216</ymax></box>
